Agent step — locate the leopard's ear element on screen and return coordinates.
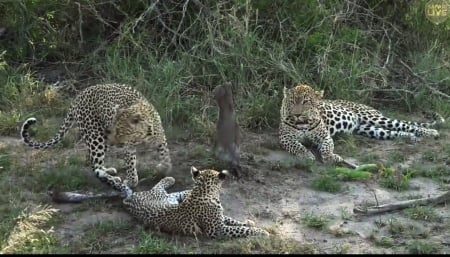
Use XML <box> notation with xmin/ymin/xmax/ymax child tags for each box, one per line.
<box><xmin>113</xmin><ymin>105</ymin><xmax>123</xmax><ymax>119</ymax></box>
<box><xmin>191</xmin><ymin>166</ymin><xmax>199</xmax><ymax>178</ymax></box>
<box><xmin>109</xmin><ymin>105</ymin><xmax>121</xmax><ymax>127</ymax></box>
<box><xmin>218</xmin><ymin>169</ymin><xmax>228</xmax><ymax>180</ymax></box>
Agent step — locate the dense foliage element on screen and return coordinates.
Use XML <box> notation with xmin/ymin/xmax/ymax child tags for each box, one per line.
<box><xmin>0</xmin><ymin>0</ymin><xmax>449</xmax><ymax>133</ymax></box>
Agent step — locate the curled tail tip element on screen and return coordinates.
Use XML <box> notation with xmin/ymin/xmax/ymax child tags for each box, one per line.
<box><xmin>431</xmin><ymin>111</ymin><xmax>445</xmax><ymax>123</ymax></box>
<box><xmin>23</xmin><ymin>117</ymin><xmax>38</xmax><ymax>127</ymax></box>
<box><xmin>430</xmin><ymin>112</ymin><xmax>445</xmax><ymax>124</ymax></box>
<box><xmin>21</xmin><ymin>118</ymin><xmax>37</xmax><ymax>143</ymax></box>
<box><xmin>21</xmin><ymin>117</ymin><xmax>38</xmax><ymax>131</ymax></box>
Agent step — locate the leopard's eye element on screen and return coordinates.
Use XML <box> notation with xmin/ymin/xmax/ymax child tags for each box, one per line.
<box><xmin>130</xmin><ymin>114</ymin><xmax>142</xmax><ymax>124</ymax></box>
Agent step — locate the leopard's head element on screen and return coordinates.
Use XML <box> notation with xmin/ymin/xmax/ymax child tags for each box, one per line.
<box><xmin>107</xmin><ymin>100</ymin><xmax>165</xmax><ymax>147</ymax></box>
<box><xmin>190</xmin><ymin>166</ymin><xmax>228</xmax><ymax>195</ymax></box>
<box><xmin>281</xmin><ymin>84</ymin><xmax>324</xmax><ymax>125</ymax></box>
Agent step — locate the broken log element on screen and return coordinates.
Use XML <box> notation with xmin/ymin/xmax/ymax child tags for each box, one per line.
<box><xmin>354</xmin><ymin>190</ymin><xmax>450</xmax><ymax>215</ymax></box>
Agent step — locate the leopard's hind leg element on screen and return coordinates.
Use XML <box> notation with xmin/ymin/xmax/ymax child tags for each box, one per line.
<box><xmin>208</xmin><ymin>222</ymin><xmax>269</xmax><ymax>239</ymax></box>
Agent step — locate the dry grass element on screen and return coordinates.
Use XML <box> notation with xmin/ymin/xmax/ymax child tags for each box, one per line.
<box><xmin>1</xmin><ymin>205</ymin><xmax>59</xmax><ymax>254</ymax></box>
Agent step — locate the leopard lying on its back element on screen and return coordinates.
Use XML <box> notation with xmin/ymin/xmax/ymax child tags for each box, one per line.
<box><xmin>123</xmin><ymin>167</ymin><xmax>269</xmax><ymax>239</ymax></box>
<box><xmin>21</xmin><ymin>83</ymin><xmax>172</xmax><ymax>193</ymax></box>
<box><xmin>280</xmin><ymin>84</ymin><xmax>445</xmax><ymax>165</ymax></box>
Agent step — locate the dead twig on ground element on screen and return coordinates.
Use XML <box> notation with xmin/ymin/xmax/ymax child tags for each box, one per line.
<box><xmin>354</xmin><ymin>190</ymin><xmax>450</xmax><ymax>215</ymax></box>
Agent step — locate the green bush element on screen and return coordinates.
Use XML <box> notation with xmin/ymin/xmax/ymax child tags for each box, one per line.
<box><xmin>0</xmin><ymin>0</ymin><xmax>448</xmax><ymax>134</ymax></box>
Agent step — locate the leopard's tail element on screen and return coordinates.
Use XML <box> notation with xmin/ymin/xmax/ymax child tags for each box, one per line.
<box><xmin>20</xmin><ymin>108</ymin><xmax>74</xmax><ymax>149</ymax></box>
<box><xmin>406</xmin><ymin>111</ymin><xmax>446</xmax><ymax>128</ymax></box>
<box><xmin>48</xmin><ymin>190</ymin><xmax>125</xmax><ymax>203</ymax></box>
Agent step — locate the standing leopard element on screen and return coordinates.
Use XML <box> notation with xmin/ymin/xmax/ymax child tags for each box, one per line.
<box><xmin>123</xmin><ymin>167</ymin><xmax>270</xmax><ymax>239</ymax></box>
<box><xmin>280</xmin><ymin>84</ymin><xmax>445</xmax><ymax>166</ymax></box>
<box><xmin>20</xmin><ymin>83</ymin><xmax>172</xmax><ymax>193</ymax></box>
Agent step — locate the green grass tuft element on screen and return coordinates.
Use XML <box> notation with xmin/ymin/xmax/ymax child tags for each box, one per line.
<box><xmin>75</xmin><ymin>219</ymin><xmax>135</xmax><ymax>254</ymax></box>
<box><xmin>403</xmin><ymin>206</ymin><xmax>442</xmax><ymax>222</ymax></box>
<box><xmin>407</xmin><ymin>240</ymin><xmax>442</xmax><ymax>254</ymax></box>
<box><xmin>311</xmin><ymin>174</ymin><xmax>342</xmax><ymax>193</ymax></box>
<box><xmin>202</xmin><ymin>234</ymin><xmax>318</xmax><ymax>254</ymax></box>
<box><xmin>133</xmin><ymin>232</ymin><xmax>179</xmax><ymax>254</ymax></box>
<box><xmin>379</xmin><ymin>168</ymin><xmax>412</xmax><ymax>191</ymax></box>
<box><xmin>301</xmin><ymin>213</ymin><xmax>330</xmax><ymax>230</ymax></box>
<box><xmin>328</xmin><ymin>167</ymin><xmax>372</xmax><ymax>181</ymax></box>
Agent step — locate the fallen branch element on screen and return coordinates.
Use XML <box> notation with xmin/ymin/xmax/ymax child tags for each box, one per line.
<box><xmin>354</xmin><ymin>190</ymin><xmax>450</xmax><ymax>215</ymax></box>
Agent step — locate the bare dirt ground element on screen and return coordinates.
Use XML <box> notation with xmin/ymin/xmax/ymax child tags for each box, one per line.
<box><xmin>1</xmin><ymin>119</ymin><xmax>450</xmax><ymax>254</ymax></box>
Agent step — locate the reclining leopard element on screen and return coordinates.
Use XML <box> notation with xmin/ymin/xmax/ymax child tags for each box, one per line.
<box><xmin>21</xmin><ymin>83</ymin><xmax>172</xmax><ymax>193</ymax></box>
<box><xmin>122</xmin><ymin>167</ymin><xmax>269</xmax><ymax>239</ymax></box>
<box><xmin>280</xmin><ymin>83</ymin><xmax>445</xmax><ymax>166</ymax></box>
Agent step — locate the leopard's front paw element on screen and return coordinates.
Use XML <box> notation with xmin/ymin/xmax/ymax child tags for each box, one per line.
<box><xmin>305</xmin><ymin>151</ymin><xmax>316</xmax><ymax>161</ymax></box>
<box><xmin>156</xmin><ymin>162</ymin><xmax>172</xmax><ymax>173</ymax></box>
<box><xmin>111</xmin><ymin>175</ymin><xmax>122</xmax><ymax>183</ymax></box>
<box><xmin>104</xmin><ymin>167</ymin><xmax>118</xmax><ymax>175</ymax></box>
<box><xmin>255</xmin><ymin>227</ymin><xmax>270</xmax><ymax>236</ymax></box>
<box><xmin>160</xmin><ymin>176</ymin><xmax>176</xmax><ymax>185</ymax></box>
<box><xmin>245</xmin><ymin>219</ymin><xmax>256</xmax><ymax>227</ymax></box>
<box><xmin>332</xmin><ymin>154</ymin><xmax>344</xmax><ymax>163</ymax></box>
<box><xmin>123</xmin><ymin>177</ymin><xmax>138</xmax><ymax>188</ymax></box>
